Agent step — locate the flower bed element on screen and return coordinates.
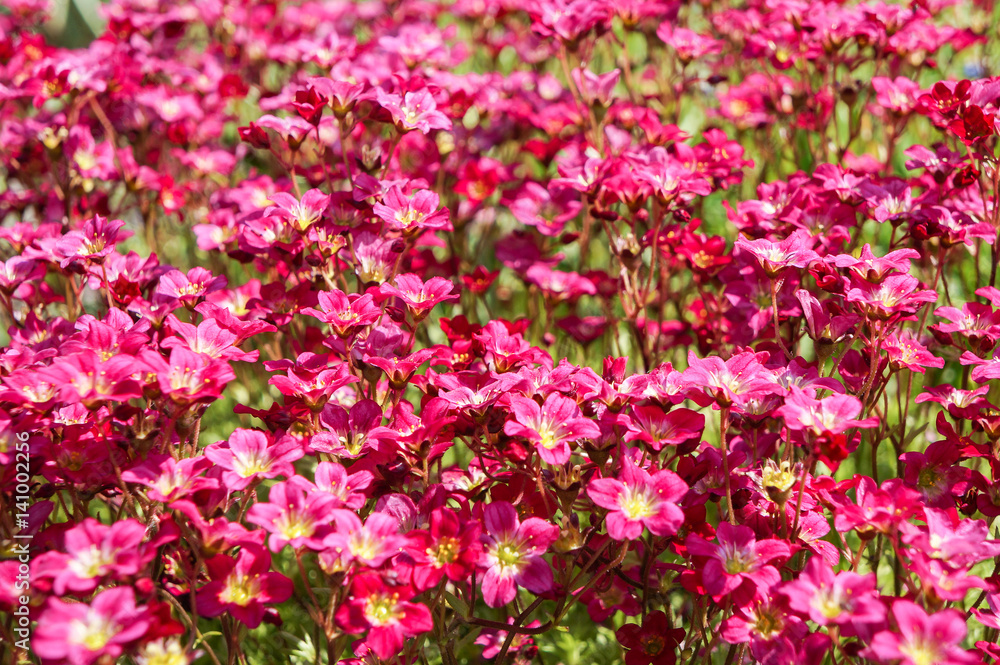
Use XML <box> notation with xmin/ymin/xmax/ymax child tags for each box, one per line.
<box><xmin>1</xmin><ymin>0</ymin><xmax>1000</xmax><ymax>663</ymax></box>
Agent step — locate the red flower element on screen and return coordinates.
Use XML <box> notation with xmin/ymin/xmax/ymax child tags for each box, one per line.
<box><xmin>336</xmin><ymin>573</ymin><xmax>433</xmax><ymax>660</ymax></box>
<box><xmin>616</xmin><ymin>611</ymin><xmax>685</xmax><ymax>665</ymax></box>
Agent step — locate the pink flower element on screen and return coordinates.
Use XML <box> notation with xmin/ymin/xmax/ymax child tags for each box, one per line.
<box><xmin>479</xmin><ymin>501</ymin><xmax>559</xmax><ymax>607</ymax></box>
<box><xmin>504</xmin><ymin>393</ymin><xmax>601</xmax><ymax>464</ymax></box>
<box><xmin>686</xmin><ymin>522</ymin><xmax>791</xmax><ymax>599</ymax></box>
<box><xmin>524</xmin><ymin>264</ymin><xmax>597</xmax><ymax>303</ymax></box>
<box><xmin>373</xmin><ymin>185</ymin><xmax>451</xmax><ymax>234</ymax></box>
<box><xmin>197</xmin><ymin>544</ymin><xmax>293</xmax><ymax>628</ymax></box>
<box><xmin>846</xmin><ymin>274</ymin><xmax>938</xmax><ymax>320</ymax></box>
<box><xmin>734</xmin><ymin>229</ymin><xmax>820</xmax><ymax>278</ymax></box>
<box><xmin>865</xmin><ymin>601</ymin><xmax>978</xmax><ymax>665</ymax></box>
<box><xmin>0</xmin><ymin>256</ymin><xmax>44</xmax><ymax>294</ymax></box>
<box><xmin>302</xmin><ymin>289</ymin><xmax>383</xmax><ymax>338</ymax></box>
<box><xmin>375</xmin><ymin>88</ymin><xmax>452</xmax><ymax>134</ymax></box>
<box><xmin>882</xmin><ymin>331</ymin><xmax>944</xmax><ymax>373</ymax></box>
<box><xmin>265</xmin><ymin>189</ymin><xmax>330</xmax><ymax>232</ymax></box>
<box><xmin>831</xmin><ymin>244</ymin><xmax>921</xmax><ymax>283</ymax></box>
<box><xmin>588</xmin><ymin>455</ymin><xmax>687</xmax><ymax>540</ymax></box>
<box><xmin>873</xmin><ymin>76</ymin><xmax>921</xmax><ymax>115</ymax></box>
<box><xmin>777</xmin><ymin>387</ymin><xmax>878</xmax><ymax>437</ymax></box>
<box><xmin>269</xmin><ymin>359</ymin><xmax>358</xmax><ymax>411</ymax></box>
<box><xmin>34</xmin><ymin>518</ymin><xmax>152</xmax><ymax>595</ymax></box>
<box><xmin>623</xmin><ymin>406</ymin><xmax>705</xmax><ymax>450</ymax></box>
<box><xmin>335</xmin><ymin>573</ymin><xmax>433</xmax><ymax>660</ymax></box>
<box><xmin>780</xmin><ymin>557</ymin><xmax>884</xmax><ymax>629</ymax></box>
<box><xmin>156</xmin><ymin>267</ymin><xmax>227</xmax><ymax>306</ymax></box>
<box><xmin>405</xmin><ymin>507</ymin><xmax>483</xmax><ymax>591</ymax></box>
<box><xmin>378</xmin><ymin>273</ymin><xmax>458</xmax><ymax>320</ymax></box>
<box><xmin>121</xmin><ymin>454</ymin><xmax>219</xmax><ymax>503</ymax></box>
<box><xmin>205</xmin><ymin>429</ymin><xmax>303</xmax><ymax>491</ymax></box>
<box><xmin>657</xmin><ymin>25</ymin><xmax>722</xmax><ymax>62</ymax></box>
<box><xmin>681</xmin><ymin>351</ymin><xmax>781</xmax><ymax>409</ymax></box>
<box><xmin>55</xmin><ymin>215</ymin><xmax>128</xmax><ymax>267</ymax></box>
<box><xmin>832</xmin><ymin>477</ymin><xmax>923</xmax><ymax>537</ymax></box>
<box><xmin>41</xmin><ymin>351</ymin><xmax>145</xmax><ymax>407</ymax></box>
<box><xmin>246</xmin><ymin>477</ymin><xmax>340</xmax><ymax>552</ymax></box>
<box><xmin>322</xmin><ymin>511</ymin><xmax>409</xmax><ymax>568</ymax></box>
<box><xmin>719</xmin><ymin>593</ymin><xmax>807</xmax><ymax>665</ymax></box>
<box><xmin>311</xmin><ymin>398</ymin><xmax>383</xmax><ymax>457</ymax></box>
<box><xmin>313</xmin><ymin>461</ymin><xmax>373</xmax><ymax>509</ymax></box>
<box><xmin>161</xmin><ymin>315</ymin><xmax>259</xmax><ymax>362</ymax></box>
<box><xmin>33</xmin><ymin>587</ymin><xmax>150</xmax><ymax>665</ymax></box>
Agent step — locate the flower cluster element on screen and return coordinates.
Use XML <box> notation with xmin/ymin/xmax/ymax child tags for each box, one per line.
<box><xmin>2</xmin><ymin>0</ymin><xmax>1000</xmax><ymax>664</ymax></box>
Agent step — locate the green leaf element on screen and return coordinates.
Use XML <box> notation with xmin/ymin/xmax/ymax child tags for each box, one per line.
<box><xmin>442</xmin><ymin>590</ymin><xmax>469</xmax><ymax>617</ymax></box>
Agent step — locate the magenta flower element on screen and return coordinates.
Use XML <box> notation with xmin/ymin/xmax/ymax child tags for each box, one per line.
<box><xmin>524</xmin><ymin>264</ymin><xmax>597</xmax><ymax>302</ymax></box>
<box><xmin>314</xmin><ymin>461</ymin><xmax>373</xmax><ymax>509</ymax></box>
<box><xmin>55</xmin><ymin>215</ymin><xmax>128</xmax><ymax>268</ymax></box>
<box><xmin>681</xmin><ymin>350</ymin><xmax>781</xmax><ymax>409</ymax></box>
<box><xmin>121</xmin><ymin>453</ymin><xmax>219</xmax><ymax>503</ymax></box>
<box><xmin>33</xmin><ymin>587</ymin><xmax>150</xmax><ymax>665</ymax></box>
<box><xmin>373</xmin><ymin>185</ymin><xmax>451</xmax><ymax>234</ymax></box>
<box><xmin>0</xmin><ymin>256</ymin><xmax>44</xmax><ymax>294</ymax></box>
<box><xmin>41</xmin><ymin>351</ymin><xmax>145</xmax><ymax>407</ymax></box>
<box><xmin>588</xmin><ymin>455</ymin><xmax>687</xmax><ymax>541</ymax></box>
<box><xmin>657</xmin><ymin>25</ymin><xmax>722</xmax><ymax>62</ymax></box>
<box><xmin>246</xmin><ymin>477</ymin><xmax>340</xmax><ymax>552</ymax></box>
<box><xmin>335</xmin><ymin>573</ymin><xmax>433</xmax><ymax>660</ymax></box>
<box><xmin>322</xmin><ymin>511</ymin><xmax>409</xmax><ymax>568</ymax></box>
<box><xmin>480</xmin><ymin>501</ymin><xmax>559</xmax><ymax>608</ymax></box>
<box><xmin>831</xmin><ymin>244</ymin><xmax>920</xmax><ymax>283</ymax></box>
<box><xmin>882</xmin><ymin>331</ymin><xmax>945</xmax><ymax>373</ymax></box>
<box><xmin>33</xmin><ymin>518</ymin><xmax>154</xmax><ymax>596</ymax></box>
<box><xmin>378</xmin><ymin>273</ymin><xmax>458</xmax><ymax>319</ymax></box>
<box><xmin>623</xmin><ymin>406</ymin><xmax>705</xmax><ymax>450</ymax></box>
<box><xmin>269</xmin><ymin>360</ymin><xmax>358</xmax><ymax>411</ymax></box>
<box><xmin>846</xmin><ymin>274</ymin><xmax>938</xmax><ymax>320</ymax></box>
<box><xmin>504</xmin><ymin>393</ymin><xmax>601</xmax><ymax>464</ymax></box>
<box><xmin>302</xmin><ymin>289</ymin><xmax>383</xmax><ymax>338</ymax></box>
<box><xmin>406</xmin><ymin>507</ymin><xmax>483</xmax><ymax>592</ymax></box>
<box><xmin>265</xmin><ymin>189</ymin><xmax>330</xmax><ymax>232</ymax></box>
<box><xmin>780</xmin><ymin>557</ymin><xmax>884</xmax><ymax>629</ymax></box>
<box><xmin>734</xmin><ymin>229</ymin><xmax>820</xmax><ymax>278</ymax></box>
<box><xmin>777</xmin><ymin>387</ymin><xmax>878</xmax><ymax>437</ymax></box>
<box><xmin>156</xmin><ymin>266</ymin><xmax>227</xmax><ymax>306</ymax></box>
<box><xmin>162</xmin><ymin>315</ymin><xmax>259</xmax><ymax>362</ymax></box>
<box><xmin>156</xmin><ymin>347</ymin><xmax>236</xmax><ymax>407</ymax></box>
<box><xmin>205</xmin><ymin>429</ymin><xmax>303</xmax><ymax>491</ymax></box>
<box><xmin>375</xmin><ymin>88</ymin><xmax>452</xmax><ymax>134</ymax></box>
<box><xmin>873</xmin><ymin>76</ymin><xmax>921</xmax><ymax>115</ymax></box>
<box><xmin>197</xmin><ymin>544</ymin><xmax>293</xmax><ymax>629</ymax></box>
<box><xmin>866</xmin><ymin>601</ymin><xmax>978</xmax><ymax>665</ymax></box>
<box><xmin>686</xmin><ymin>522</ymin><xmax>791</xmax><ymax>599</ymax></box>
<box><xmin>719</xmin><ymin>594</ymin><xmax>807</xmax><ymax>665</ymax></box>
<box><xmin>311</xmin><ymin>398</ymin><xmax>383</xmax><ymax>457</ymax></box>
<box><xmin>832</xmin><ymin>477</ymin><xmax>923</xmax><ymax>537</ymax></box>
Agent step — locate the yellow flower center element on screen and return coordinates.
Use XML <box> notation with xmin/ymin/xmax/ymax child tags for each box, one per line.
<box><xmin>68</xmin><ymin>545</ymin><xmax>114</xmax><ymax>580</ymax></box>
<box><xmin>761</xmin><ymin>461</ymin><xmax>796</xmax><ymax>493</ymax></box>
<box><xmin>899</xmin><ymin>640</ymin><xmax>941</xmax><ymax>665</ymax></box>
<box><xmin>278</xmin><ymin>511</ymin><xmax>315</xmax><ymax>541</ymax></box>
<box><xmin>428</xmin><ymin>537</ymin><xmax>460</xmax><ymax>567</ymax></box>
<box><xmin>220</xmin><ymin>572</ymin><xmax>261</xmax><ymax>607</ymax></box>
<box><xmin>496</xmin><ymin>544</ymin><xmax>522</xmax><ymax>567</ymax></box>
<box><xmin>619</xmin><ymin>488</ymin><xmax>656</xmax><ymax>520</ymax></box>
<box><xmin>70</xmin><ymin>615</ymin><xmax>118</xmax><ymax>651</ymax></box>
<box><xmin>233</xmin><ymin>451</ymin><xmax>272</xmax><ymax>477</ymax></box>
<box><xmin>365</xmin><ymin>594</ymin><xmax>400</xmax><ymax>626</ymax></box>
<box><xmin>138</xmin><ymin>638</ymin><xmax>188</xmax><ymax>665</ymax></box>
<box><xmin>538</xmin><ymin>430</ymin><xmax>558</xmax><ymax>450</ymax></box>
